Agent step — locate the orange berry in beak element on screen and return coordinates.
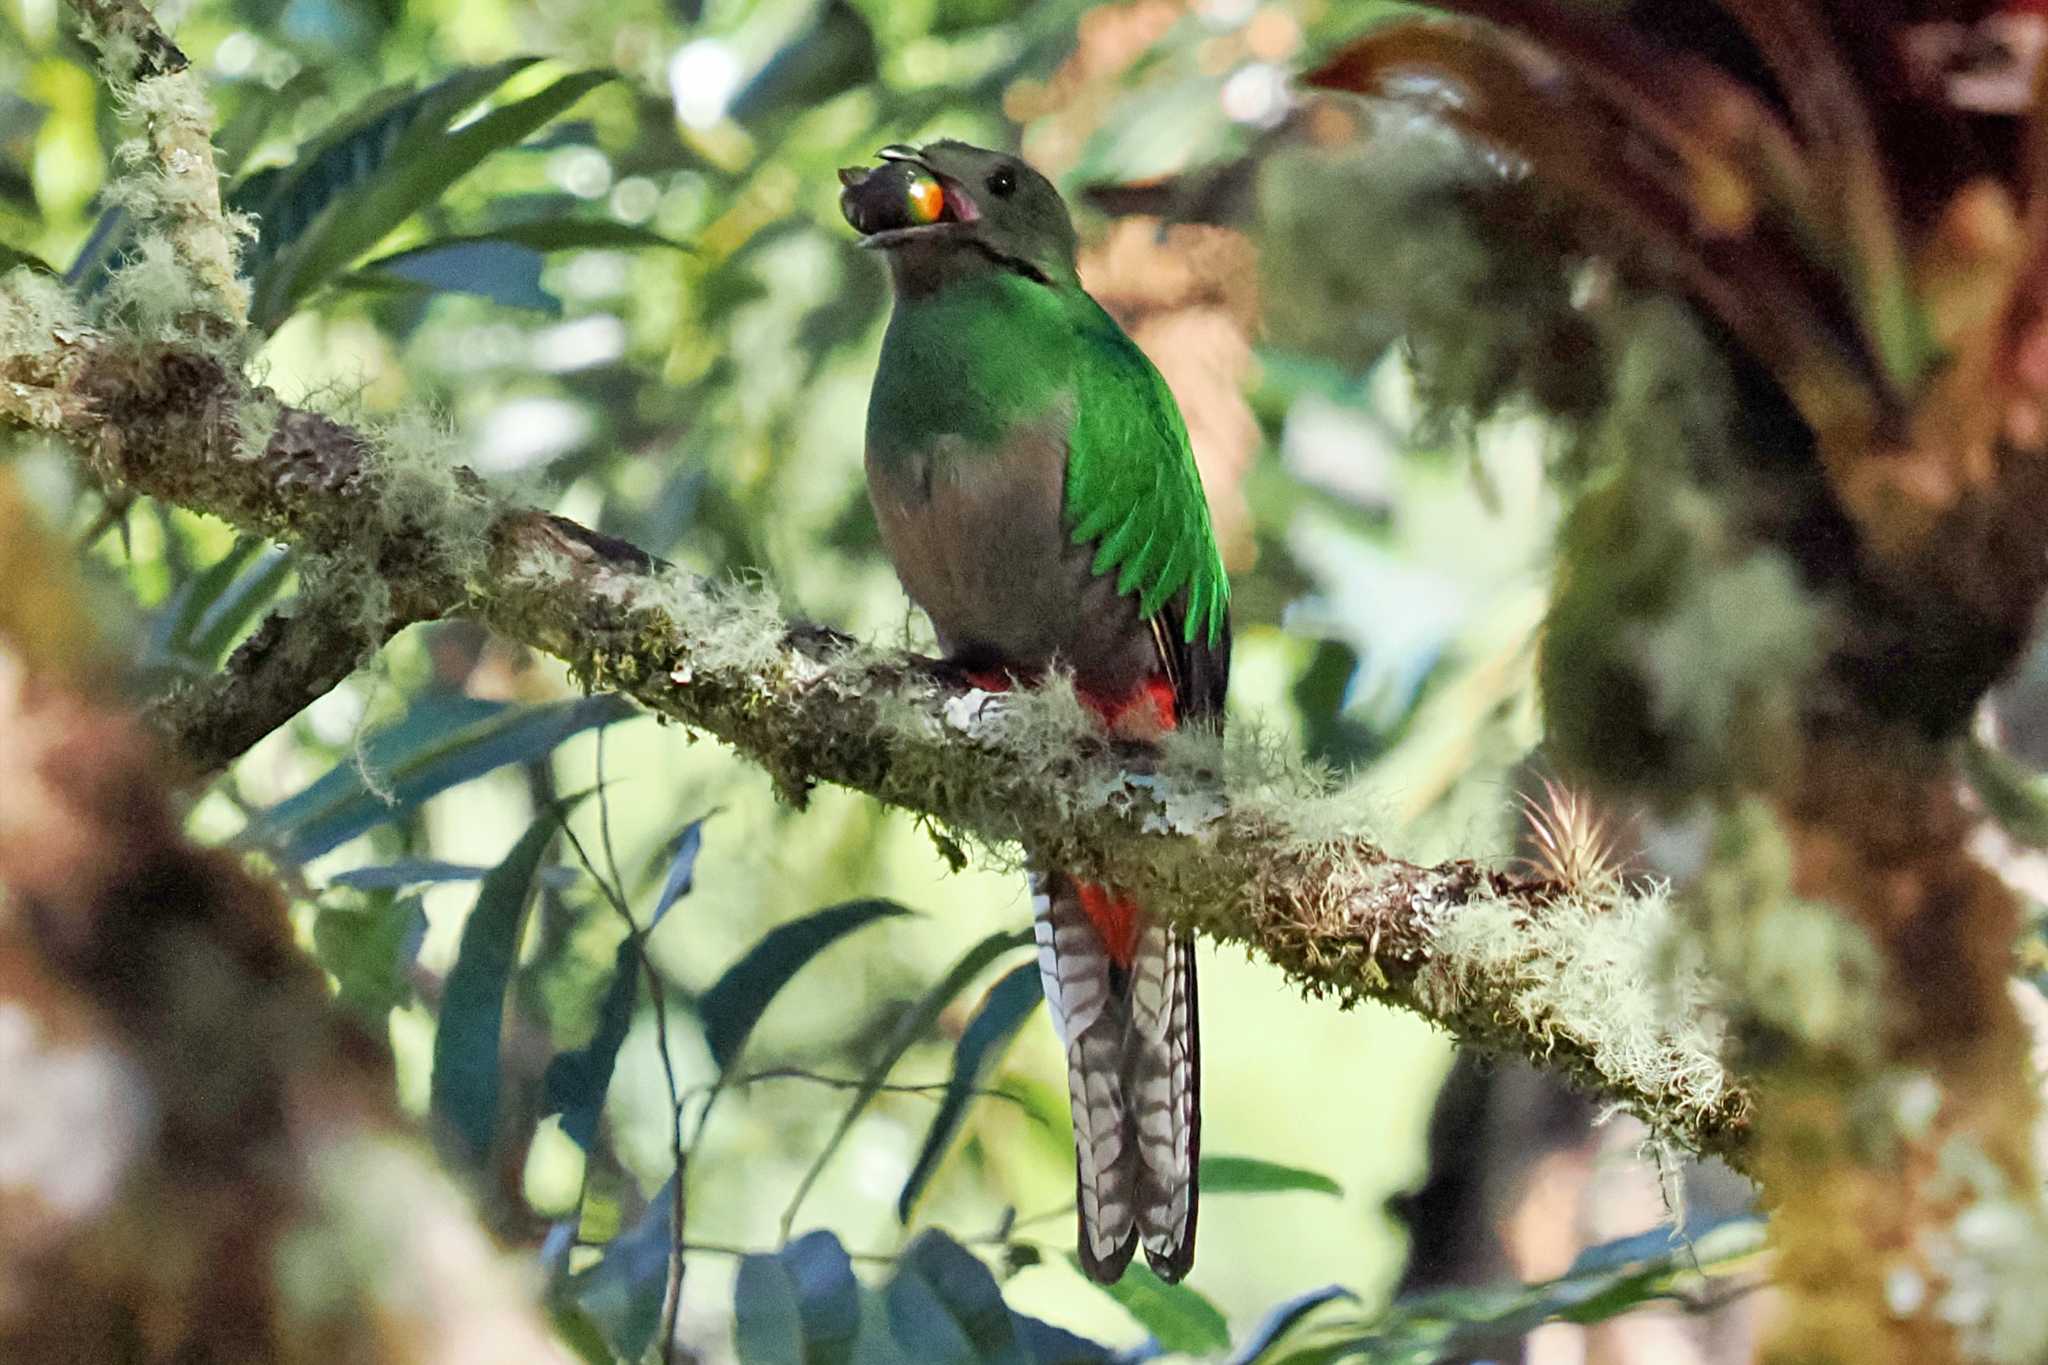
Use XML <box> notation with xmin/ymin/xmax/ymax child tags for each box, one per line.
<box><xmin>905</xmin><ymin>172</ymin><xmax>944</xmax><ymax>225</ymax></box>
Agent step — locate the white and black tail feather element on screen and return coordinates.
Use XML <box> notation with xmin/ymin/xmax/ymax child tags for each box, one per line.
<box><xmin>1032</xmin><ymin>868</ymin><xmax>1199</xmax><ymax>1283</ymax></box>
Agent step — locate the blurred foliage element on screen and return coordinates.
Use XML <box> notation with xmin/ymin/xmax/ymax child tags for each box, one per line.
<box><xmin>0</xmin><ymin>0</ymin><xmax>1763</xmax><ymax>1358</ymax></box>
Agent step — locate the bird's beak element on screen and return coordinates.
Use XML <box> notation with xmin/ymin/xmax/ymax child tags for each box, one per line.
<box><xmin>839</xmin><ymin>144</ymin><xmax>981</xmax><ymax>249</ymax></box>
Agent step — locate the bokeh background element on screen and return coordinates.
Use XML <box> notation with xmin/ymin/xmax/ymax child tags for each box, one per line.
<box><xmin>0</xmin><ymin>0</ymin><xmax>1766</xmax><ymax>1358</ymax></box>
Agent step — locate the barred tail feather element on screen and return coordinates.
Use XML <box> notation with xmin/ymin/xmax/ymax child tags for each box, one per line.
<box><xmin>1031</xmin><ymin>866</ymin><xmax>1199</xmax><ymax>1284</ymax></box>
<box><xmin>1130</xmin><ymin>921</ymin><xmax>1199</xmax><ymax>1280</ymax></box>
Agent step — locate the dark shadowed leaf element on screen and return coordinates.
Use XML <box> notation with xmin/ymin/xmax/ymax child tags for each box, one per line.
<box><xmin>233</xmin><ymin>59</ymin><xmax>539</xmax><ymax>254</ymax></box>
<box><xmin>1224</xmin><ymin>1285</ymin><xmax>1356</xmax><ymax>1364</ymax></box>
<box><xmin>785</xmin><ymin>926</ymin><xmax>1032</xmax><ymax>1231</ymax></box>
<box><xmin>701</xmin><ymin>898</ymin><xmax>913</xmax><ymax>1073</ymax></box>
<box><xmin>190</xmin><ymin>547</ymin><xmax>294</xmax><ymax>665</ymax></box>
<box><xmin>571</xmin><ymin>1172</ymin><xmax>678</xmax><ymax>1362</ymax></box>
<box><xmin>245</xmin><ymin>694</ymin><xmax>632</xmax><ymax>862</ymax></box>
<box><xmin>64</xmin><ymin>204</ymin><xmax>130</xmax><ymax>292</ymax></box>
<box><xmin>543</xmin><ymin>890</ymin><xmax>665</xmax><ymax>1150</ymax></box>
<box><xmin>542</xmin><ymin>936</ymin><xmax>638</xmax><ymax>1149</ymax></box>
<box><xmin>898</xmin><ymin>962</ymin><xmax>1041</xmax><ymax>1222</ymax></box>
<box><xmin>549</xmin><ymin>1303</ymin><xmax>616</xmax><ymax>1365</ymax></box>
<box><xmin>312</xmin><ymin>892</ymin><xmax>428</xmax><ymax>1023</ymax></box>
<box><xmin>0</xmin><ymin>241</ymin><xmax>53</xmax><ymax>274</ymax></box>
<box><xmin>242</xmin><ymin>61</ymin><xmax>615</xmax><ymax>330</ymax></box>
<box><xmin>1009</xmin><ymin>1314</ymin><xmax>1119</xmax><ymax>1364</ymax></box>
<box><xmin>1198</xmin><ymin>1156</ymin><xmax>1343</xmax><ymax>1198</ymax></box>
<box><xmin>1081</xmin><ymin>1260</ymin><xmax>1230</xmax><ymax>1358</ymax></box>
<box><xmin>735</xmin><ymin>1230</ymin><xmax>861</xmax><ymax>1365</ymax></box>
<box><xmin>430</xmin><ymin>801</ymin><xmax>580</xmax><ymax>1167</ymax></box>
<box><xmin>883</xmin><ymin>1230</ymin><xmax>1026</xmax><ymax>1365</ymax></box>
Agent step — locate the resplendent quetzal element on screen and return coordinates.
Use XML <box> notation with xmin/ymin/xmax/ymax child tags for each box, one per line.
<box><xmin>839</xmin><ymin>141</ymin><xmax>1230</xmax><ymax>1283</ymax></box>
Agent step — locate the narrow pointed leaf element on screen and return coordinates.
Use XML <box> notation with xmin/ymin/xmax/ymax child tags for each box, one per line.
<box><xmin>190</xmin><ymin>546</ymin><xmax>294</xmax><ymax>666</ymax></box>
<box><xmin>543</xmin><ymin>927</ymin><xmax>643</xmax><ymax>1150</ymax></box>
<box><xmin>346</xmin><ymin>238</ymin><xmax>558</xmax><ymax>312</ymax></box>
<box><xmin>247</xmin><ymin>64</ymin><xmax>615</xmax><ymax>329</ymax></box>
<box><xmin>330</xmin><ymin>859</ymin><xmax>580</xmax><ymax>891</ymax></box>
<box><xmin>734</xmin><ymin>1230</ymin><xmax>861</xmax><ymax>1365</ymax></box>
<box><xmin>702</xmin><ymin>899</ymin><xmax>913</xmax><ymax>1073</ymax></box>
<box><xmin>785</xmin><ymin>927</ymin><xmax>1031</xmax><ymax>1231</ymax></box>
<box><xmin>245</xmin><ymin>694</ymin><xmax>631</xmax><ymax>863</ymax></box>
<box><xmin>883</xmin><ymin>1230</ymin><xmax>1026</xmax><ymax>1365</ymax></box>
<box><xmin>1198</xmin><ymin>1156</ymin><xmax>1343</xmax><ymax>1198</ymax></box>
<box><xmin>651</xmin><ymin>814</ymin><xmax>711</xmax><ymax>925</ymax></box>
<box><xmin>897</xmin><ymin>962</ymin><xmax>1042</xmax><ymax>1223</ymax></box>
<box><xmin>1225</xmin><ymin>1286</ymin><xmax>1356</xmax><ymax>1364</ymax></box>
<box><xmin>430</xmin><ymin>802</ymin><xmax>580</xmax><ymax>1167</ymax></box>
<box><xmin>1079</xmin><ymin>1261</ymin><xmax>1230</xmax><ymax>1357</ymax></box>
<box><xmin>0</xmin><ymin>241</ymin><xmax>54</xmax><ymax>275</ymax></box>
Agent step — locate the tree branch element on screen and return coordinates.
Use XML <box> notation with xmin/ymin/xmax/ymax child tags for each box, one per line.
<box><xmin>0</xmin><ymin>319</ymin><xmax>1753</xmax><ymax>1167</ymax></box>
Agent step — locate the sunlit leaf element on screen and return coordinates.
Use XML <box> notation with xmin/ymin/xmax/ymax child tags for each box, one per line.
<box><xmin>785</xmin><ymin>926</ymin><xmax>1032</xmax><ymax>1232</ymax></box>
<box><xmin>244</xmin><ymin>694</ymin><xmax>632</xmax><ymax>863</ymax></box>
<box><xmin>312</xmin><ymin>892</ymin><xmax>427</xmax><ymax>1024</ymax></box>
<box><xmin>1081</xmin><ymin>1259</ymin><xmax>1230</xmax><ymax>1357</ymax></box>
<box><xmin>701</xmin><ymin>898</ymin><xmax>914</xmax><ymax>1073</ymax></box>
<box><xmin>430</xmin><ymin>801</ymin><xmax>581</xmax><ymax>1168</ymax></box>
<box><xmin>1198</xmin><ymin>1155</ymin><xmax>1343</xmax><ymax>1198</ymax></box>
<box><xmin>571</xmin><ymin>1172</ymin><xmax>678</xmax><ymax>1363</ymax></box>
<box><xmin>734</xmin><ymin>1230</ymin><xmax>861</xmax><ymax>1365</ymax></box>
<box><xmin>897</xmin><ymin>961</ymin><xmax>1041</xmax><ymax>1222</ymax></box>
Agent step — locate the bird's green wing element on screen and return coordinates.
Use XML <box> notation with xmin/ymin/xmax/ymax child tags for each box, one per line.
<box><xmin>1062</xmin><ymin>296</ymin><xmax>1229</xmax><ymax>650</ymax></box>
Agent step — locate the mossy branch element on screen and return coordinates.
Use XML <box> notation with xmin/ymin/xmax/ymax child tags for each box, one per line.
<box><xmin>0</xmin><ymin>318</ymin><xmax>1753</xmax><ymax>1166</ymax></box>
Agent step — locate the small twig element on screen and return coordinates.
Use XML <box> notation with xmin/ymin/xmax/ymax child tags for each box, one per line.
<box><xmin>729</xmin><ymin>1065</ymin><xmax>1033</xmax><ymax>1108</ymax></box>
<box><xmin>563</xmin><ymin>750</ymin><xmax>688</xmax><ymax>1365</ymax></box>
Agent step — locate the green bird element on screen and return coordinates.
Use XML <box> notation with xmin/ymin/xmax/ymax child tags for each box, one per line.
<box><xmin>841</xmin><ymin>141</ymin><xmax>1230</xmax><ymax>1283</ymax></box>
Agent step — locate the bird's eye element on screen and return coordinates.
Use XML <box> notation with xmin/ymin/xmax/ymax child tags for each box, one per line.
<box><xmin>986</xmin><ymin>166</ymin><xmax>1018</xmax><ymax>198</ymax></box>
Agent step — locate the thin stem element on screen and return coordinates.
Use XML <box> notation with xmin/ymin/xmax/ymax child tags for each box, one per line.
<box><xmin>559</xmin><ymin>769</ymin><xmax>689</xmax><ymax>1365</ymax></box>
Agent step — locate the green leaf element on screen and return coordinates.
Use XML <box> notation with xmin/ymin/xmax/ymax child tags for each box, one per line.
<box><xmin>542</xmin><ymin>931</ymin><xmax>639</xmax><ymax>1151</ymax></box>
<box><xmin>734</xmin><ymin>1230</ymin><xmax>861</xmax><ymax>1365</ymax></box>
<box><xmin>1964</xmin><ymin>738</ymin><xmax>2048</xmax><ymax>849</ymax></box>
<box><xmin>330</xmin><ymin>860</ymin><xmax>580</xmax><ymax>892</ymax></box>
<box><xmin>783</xmin><ymin>927</ymin><xmax>1032</xmax><ymax>1233</ymax></box>
<box><xmin>701</xmin><ymin>898</ymin><xmax>913</xmax><ymax>1073</ymax></box>
<box><xmin>1225</xmin><ymin>1285</ymin><xmax>1356</xmax><ymax>1364</ymax></box>
<box><xmin>1081</xmin><ymin>1260</ymin><xmax>1231</xmax><ymax>1357</ymax></box>
<box><xmin>151</xmin><ymin>537</ymin><xmax>264</xmax><ymax>667</ymax></box>
<box><xmin>346</xmin><ymin>237</ymin><xmax>558</xmax><ymax>312</ymax></box>
<box><xmin>190</xmin><ymin>547</ymin><xmax>294</xmax><ymax>666</ymax></box>
<box><xmin>244</xmin><ymin>694</ymin><xmax>632</xmax><ymax>863</ymax></box>
<box><xmin>243</xmin><ymin>62</ymin><xmax>616</xmax><ymax>330</ymax></box>
<box><xmin>311</xmin><ymin>892</ymin><xmax>428</xmax><ymax>1024</ymax></box>
<box><xmin>1198</xmin><ymin>1155</ymin><xmax>1343</xmax><ymax>1198</ymax></box>
<box><xmin>651</xmin><ymin>814</ymin><xmax>711</xmax><ymax>925</ymax></box>
<box><xmin>430</xmin><ymin>801</ymin><xmax>581</xmax><ymax>1168</ymax></box>
<box><xmin>0</xmin><ymin>240</ymin><xmax>54</xmax><ymax>275</ymax></box>
<box><xmin>571</xmin><ymin>1172</ymin><xmax>677</xmax><ymax>1363</ymax></box>
<box><xmin>897</xmin><ymin>962</ymin><xmax>1042</xmax><ymax>1223</ymax></box>
<box><xmin>1289</xmin><ymin>1214</ymin><xmax>1768</xmax><ymax>1363</ymax></box>
<box><xmin>883</xmin><ymin>1230</ymin><xmax>1026</xmax><ymax>1365</ymax></box>
<box><xmin>235</xmin><ymin>59</ymin><xmax>540</xmax><ymax>273</ymax></box>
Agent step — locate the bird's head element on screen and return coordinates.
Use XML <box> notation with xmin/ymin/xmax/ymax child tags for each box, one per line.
<box><xmin>839</xmin><ymin>140</ymin><xmax>1078</xmax><ymax>287</ymax></box>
